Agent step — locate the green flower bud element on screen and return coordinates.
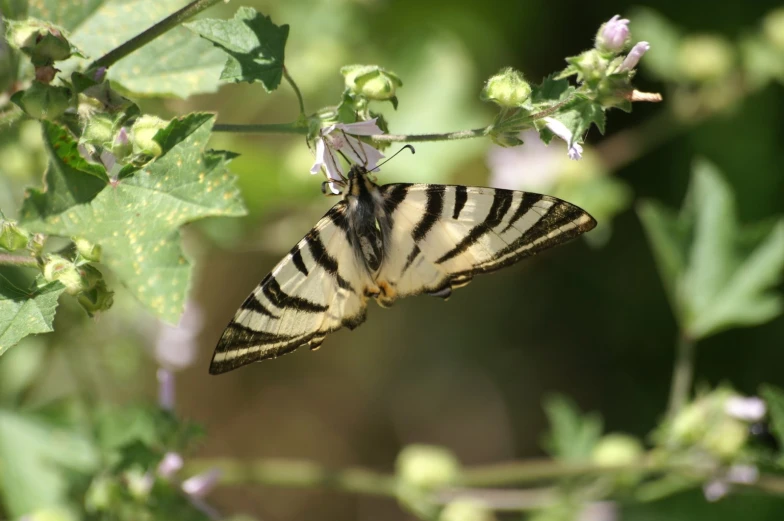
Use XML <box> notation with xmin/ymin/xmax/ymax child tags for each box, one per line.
<box><xmin>677</xmin><ymin>35</ymin><xmax>735</xmax><ymax>82</ymax></box>
<box><xmin>7</xmin><ymin>20</ymin><xmax>40</xmax><ymax>51</ymax></box>
<box><xmin>592</xmin><ymin>433</ymin><xmax>644</xmax><ymax>466</ymax></box>
<box><xmin>28</xmin><ymin>233</ymin><xmax>46</xmax><ymax>256</ymax></box>
<box><xmin>566</xmin><ymin>50</ymin><xmax>609</xmax><ymax>87</ymax></box>
<box><xmin>111</xmin><ymin>127</ymin><xmax>132</xmax><ymax>162</ymax></box>
<box><xmin>6</xmin><ymin>19</ymin><xmax>76</xmax><ymax>65</ymax></box>
<box><xmin>74</xmin><ymin>237</ymin><xmax>102</xmax><ymax>262</ymax></box>
<box><xmin>131</xmin><ymin>115</ymin><xmax>168</xmax><ymax>157</ymax></box>
<box><xmin>81</xmin><ymin>114</ymin><xmax>115</xmax><ymax>147</ymax></box>
<box><xmin>10</xmin><ymin>81</ymin><xmax>72</xmax><ymax>120</ymax></box>
<box><xmin>481</xmin><ymin>68</ymin><xmax>532</xmax><ymax>108</ymax></box>
<box><xmin>439</xmin><ymin>499</ymin><xmax>496</xmax><ymax>521</ymax></box>
<box><xmin>763</xmin><ymin>8</ymin><xmax>784</xmax><ymax>52</ymax></box>
<box><xmin>78</xmin><ymin>279</ymin><xmax>114</xmax><ymax>316</ymax></box>
<box><xmin>85</xmin><ymin>474</ymin><xmax>120</xmax><ymax>513</ymax></box>
<box><xmin>489</xmin><ymin>131</ymin><xmax>524</xmax><ymax>148</ymax></box>
<box><xmin>0</xmin><ymin>219</ymin><xmax>30</xmax><ymax>251</ymax></box>
<box><xmin>396</xmin><ymin>444</ymin><xmax>460</xmax><ymax>489</ymax></box>
<box><xmin>33</xmin><ymin>30</ymin><xmax>72</xmax><ymax>64</ymax></box>
<box><xmin>703</xmin><ymin>418</ymin><xmax>749</xmax><ymax>460</ymax></box>
<box><xmin>43</xmin><ymin>254</ymin><xmax>85</xmax><ymax>295</ymax></box>
<box><xmin>341</xmin><ymin>65</ymin><xmax>403</xmax><ymax>104</ymax></box>
<box><xmin>124</xmin><ymin>468</ymin><xmax>153</xmax><ymax>501</ymax></box>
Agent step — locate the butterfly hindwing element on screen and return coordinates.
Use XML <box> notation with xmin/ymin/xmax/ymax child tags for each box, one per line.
<box><xmin>375</xmin><ymin>184</ymin><xmax>596</xmax><ymax>304</ymax></box>
<box><xmin>209</xmin><ymin>203</ymin><xmax>372</xmax><ymax>374</ymax></box>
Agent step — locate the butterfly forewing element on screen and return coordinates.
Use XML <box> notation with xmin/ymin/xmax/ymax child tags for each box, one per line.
<box><xmin>209</xmin><ymin>203</ymin><xmax>372</xmax><ymax>374</ymax></box>
<box><xmin>211</xmin><ymin>168</ymin><xmax>597</xmax><ymax>374</ymax></box>
<box><xmin>375</xmin><ymin>184</ymin><xmax>596</xmax><ymax>303</ymax></box>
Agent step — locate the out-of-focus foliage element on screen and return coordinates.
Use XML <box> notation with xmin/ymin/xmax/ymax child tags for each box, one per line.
<box><xmin>1</xmin><ymin>0</ymin><xmax>784</xmax><ymax>520</ymax></box>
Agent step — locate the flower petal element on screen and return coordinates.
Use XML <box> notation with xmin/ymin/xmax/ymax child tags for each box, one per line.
<box><xmin>334</xmin><ymin>118</ymin><xmax>383</xmax><ymax>136</ymax></box>
<box><xmin>618</xmin><ymin>41</ymin><xmax>650</xmax><ymax>72</ymax></box>
<box><xmin>341</xmin><ymin>134</ymin><xmax>385</xmax><ymax>169</ymax></box>
<box><xmin>310</xmin><ymin>137</ymin><xmax>328</xmax><ymax>175</ymax></box>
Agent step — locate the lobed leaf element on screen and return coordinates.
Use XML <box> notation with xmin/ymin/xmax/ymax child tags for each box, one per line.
<box><xmin>185</xmin><ymin>6</ymin><xmax>289</xmax><ymax>90</ymax></box>
<box><xmin>0</xmin><ymin>277</ymin><xmax>66</xmax><ymax>355</ymax></box>
<box><xmin>59</xmin><ymin>0</ymin><xmax>226</xmax><ymax>98</ymax></box>
<box><xmin>21</xmin><ymin>114</ymin><xmax>247</xmax><ymax>323</ymax></box>
<box><xmin>542</xmin><ymin>395</ymin><xmax>603</xmax><ymax>462</ymax></box>
<box><xmin>639</xmin><ymin>159</ymin><xmax>784</xmax><ymax>339</ymax></box>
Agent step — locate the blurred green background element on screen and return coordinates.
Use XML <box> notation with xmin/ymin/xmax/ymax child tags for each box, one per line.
<box><xmin>2</xmin><ymin>0</ymin><xmax>784</xmax><ymax>519</ymax></box>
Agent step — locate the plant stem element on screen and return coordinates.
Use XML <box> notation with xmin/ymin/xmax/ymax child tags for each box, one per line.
<box><xmin>667</xmin><ymin>333</ymin><xmax>696</xmax><ymax>420</ymax></box>
<box><xmin>283</xmin><ymin>67</ymin><xmax>306</xmax><ymax>116</ymax></box>
<box><xmin>87</xmin><ymin>0</ymin><xmax>223</xmax><ymax>72</ymax></box>
<box><xmin>0</xmin><ymin>253</ymin><xmax>38</xmax><ymax>268</ymax></box>
<box><xmin>184</xmin><ymin>458</ymin><xmax>397</xmax><ymax>497</ymax></box>
<box><xmin>370</xmin><ymin>127</ymin><xmax>491</xmax><ymax>143</ymax></box>
<box><xmin>184</xmin><ymin>456</ymin><xmax>784</xmax><ymax>503</ymax></box>
<box><xmin>211</xmin><ymin>123</ymin><xmax>491</xmax><ymax>143</ymax></box>
<box><xmin>212</xmin><ymin>122</ymin><xmax>308</xmax><ymax>134</ymax></box>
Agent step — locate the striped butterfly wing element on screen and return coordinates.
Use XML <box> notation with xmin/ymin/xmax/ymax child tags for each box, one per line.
<box><xmin>375</xmin><ymin>184</ymin><xmax>596</xmax><ymax>304</ymax></box>
<box><xmin>210</xmin><ymin>203</ymin><xmax>372</xmax><ymax>374</ymax></box>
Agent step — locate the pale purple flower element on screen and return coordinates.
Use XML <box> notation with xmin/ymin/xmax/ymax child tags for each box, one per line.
<box><xmin>488</xmin><ymin>130</ymin><xmax>562</xmax><ymax>191</ymax></box>
<box><xmin>597</xmin><ymin>15</ymin><xmax>630</xmax><ymax>53</ymax></box>
<box><xmin>157</xmin><ymin>368</ymin><xmax>175</xmax><ymax>411</ymax></box>
<box><xmin>703</xmin><ymin>479</ymin><xmax>730</xmax><ymax>502</ymax></box>
<box><xmin>94</xmin><ymin>66</ymin><xmax>107</xmax><ymax>82</ymax></box>
<box><xmin>726</xmin><ymin>464</ymin><xmax>759</xmax><ymax>484</ymax></box>
<box><xmin>577</xmin><ymin>501</ymin><xmax>618</xmax><ymax>521</ymax></box>
<box><xmin>543</xmin><ymin>117</ymin><xmax>583</xmax><ymax>160</ymax></box>
<box><xmin>155</xmin><ymin>300</ymin><xmax>202</xmax><ymax>371</ymax></box>
<box><xmin>115</xmin><ymin>127</ymin><xmax>129</xmax><ymax>146</ymax></box>
<box><xmin>182</xmin><ymin>468</ymin><xmax>222</xmax><ymax>497</ymax></box>
<box><xmin>157</xmin><ymin>452</ymin><xmax>184</xmax><ymax>479</ymax></box>
<box><xmin>310</xmin><ymin>119</ymin><xmax>385</xmax><ymax>194</ymax></box>
<box><xmin>618</xmin><ymin>41</ymin><xmax>650</xmax><ymax>72</ymax></box>
<box><xmin>725</xmin><ymin>396</ymin><xmax>767</xmax><ymax>422</ymax></box>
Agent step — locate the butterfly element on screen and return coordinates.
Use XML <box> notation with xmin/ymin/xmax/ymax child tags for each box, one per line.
<box><xmin>209</xmin><ymin>164</ymin><xmax>596</xmax><ymax>374</ymax></box>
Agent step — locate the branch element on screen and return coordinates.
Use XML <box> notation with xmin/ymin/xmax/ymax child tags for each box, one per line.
<box><xmin>212</xmin><ymin>122</ymin><xmax>308</xmax><ymax>134</ymax></box>
<box><xmin>283</xmin><ymin>66</ymin><xmax>306</xmax><ymax>117</ymax></box>
<box><xmin>184</xmin><ymin>456</ymin><xmax>784</xmax><ymax>505</ymax></box>
<box><xmin>87</xmin><ymin>0</ymin><xmax>223</xmax><ymax>72</ymax></box>
<box><xmin>0</xmin><ymin>253</ymin><xmax>38</xmax><ymax>268</ymax></box>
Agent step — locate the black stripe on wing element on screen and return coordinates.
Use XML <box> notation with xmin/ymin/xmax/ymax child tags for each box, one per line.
<box><xmin>436</xmin><ymin>189</ymin><xmax>514</xmax><ymax>264</ymax></box>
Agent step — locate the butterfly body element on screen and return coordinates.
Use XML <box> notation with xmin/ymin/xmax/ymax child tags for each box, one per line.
<box><xmin>210</xmin><ymin>165</ymin><xmax>596</xmax><ymax>374</ymax></box>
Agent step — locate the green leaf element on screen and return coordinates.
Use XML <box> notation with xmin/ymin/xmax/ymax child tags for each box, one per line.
<box><xmin>0</xmin><ymin>277</ymin><xmax>66</xmax><ymax>356</ymax></box>
<box><xmin>185</xmin><ymin>6</ymin><xmax>289</xmax><ymax>90</ymax></box>
<box><xmin>760</xmin><ymin>385</ymin><xmax>784</xmax><ymax>451</ymax></box>
<box><xmin>638</xmin><ymin>160</ymin><xmax>784</xmax><ymax>339</ymax></box>
<box><xmin>0</xmin><ymin>409</ymin><xmax>98</xmax><ymax>517</ymax></box>
<box><xmin>637</xmin><ymin>201</ymin><xmax>690</xmax><ymax>320</ymax></box>
<box><xmin>629</xmin><ymin>8</ymin><xmax>682</xmax><ymax>81</ymax></box>
<box><xmin>28</xmin><ymin>0</ymin><xmax>105</xmax><ymax>31</ymax></box>
<box><xmin>530</xmin><ymin>75</ymin><xmax>573</xmax><ymax>105</ymax></box>
<box><xmin>62</xmin><ymin>0</ymin><xmax>226</xmax><ymax>98</ymax></box>
<box><xmin>542</xmin><ymin>395</ymin><xmax>603</xmax><ymax>461</ymax></box>
<box><xmin>21</xmin><ymin>114</ymin><xmax>247</xmax><ymax>323</ymax></box>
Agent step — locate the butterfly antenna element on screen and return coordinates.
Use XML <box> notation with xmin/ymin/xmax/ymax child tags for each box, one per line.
<box><xmin>373</xmin><ymin>145</ymin><xmax>416</xmax><ymax>172</ymax></box>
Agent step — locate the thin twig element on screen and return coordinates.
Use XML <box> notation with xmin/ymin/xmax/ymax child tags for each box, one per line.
<box><xmin>0</xmin><ymin>253</ymin><xmax>38</xmax><ymax>268</ymax></box>
<box><xmin>667</xmin><ymin>333</ymin><xmax>697</xmax><ymax>421</ymax></box>
<box><xmin>370</xmin><ymin>127</ymin><xmax>491</xmax><ymax>143</ymax></box>
<box><xmin>212</xmin><ymin>122</ymin><xmax>308</xmax><ymax>134</ymax></box>
<box><xmin>87</xmin><ymin>0</ymin><xmax>223</xmax><ymax>72</ymax></box>
<box><xmin>283</xmin><ymin>66</ymin><xmax>306</xmax><ymax>116</ymax></box>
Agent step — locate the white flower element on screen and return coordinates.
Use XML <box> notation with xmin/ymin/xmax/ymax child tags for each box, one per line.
<box><xmin>310</xmin><ymin>119</ymin><xmax>385</xmax><ymax>194</ymax></box>
<box><xmin>543</xmin><ymin>117</ymin><xmax>583</xmax><ymax>160</ymax></box>
<box><xmin>725</xmin><ymin>396</ymin><xmax>767</xmax><ymax>422</ymax></box>
<box><xmin>618</xmin><ymin>41</ymin><xmax>650</xmax><ymax>72</ymax></box>
<box><xmin>488</xmin><ymin>130</ymin><xmax>562</xmax><ymax>191</ymax></box>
